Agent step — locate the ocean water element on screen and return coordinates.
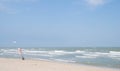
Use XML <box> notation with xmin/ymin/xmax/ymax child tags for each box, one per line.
<box><xmin>0</xmin><ymin>47</ymin><xmax>120</xmax><ymax>68</ymax></box>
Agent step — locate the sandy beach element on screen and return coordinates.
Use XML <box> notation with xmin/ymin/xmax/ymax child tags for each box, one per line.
<box><xmin>0</xmin><ymin>58</ymin><xmax>119</xmax><ymax>71</ymax></box>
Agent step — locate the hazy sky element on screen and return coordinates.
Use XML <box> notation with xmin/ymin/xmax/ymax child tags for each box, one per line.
<box><xmin>0</xmin><ymin>0</ymin><xmax>120</xmax><ymax>47</ymax></box>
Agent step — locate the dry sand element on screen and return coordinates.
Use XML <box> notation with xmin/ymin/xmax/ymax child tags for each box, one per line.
<box><xmin>0</xmin><ymin>58</ymin><xmax>119</xmax><ymax>71</ymax></box>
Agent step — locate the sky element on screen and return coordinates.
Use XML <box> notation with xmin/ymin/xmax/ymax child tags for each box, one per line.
<box><xmin>0</xmin><ymin>0</ymin><xmax>120</xmax><ymax>47</ymax></box>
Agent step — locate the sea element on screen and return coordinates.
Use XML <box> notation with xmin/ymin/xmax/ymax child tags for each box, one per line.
<box><xmin>0</xmin><ymin>47</ymin><xmax>120</xmax><ymax>69</ymax></box>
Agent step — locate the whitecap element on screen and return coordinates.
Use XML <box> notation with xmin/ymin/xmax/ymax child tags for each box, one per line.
<box><xmin>109</xmin><ymin>51</ymin><xmax>120</xmax><ymax>55</ymax></box>
<box><xmin>76</xmin><ymin>55</ymin><xmax>97</xmax><ymax>58</ymax></box>
<box><xmin>75</xmin><ymin>50</ymin><xmax>85</xmax><ymax>53</ymax></box>
<box><xmin>51</xmin><ymin>58</ymin><xmax>76</xmax><ymax>63</ymax></box>
<box><xmin>24</xmin><ymin>50</ymin><xmax>48</xmax><ymax>54</ymax></box>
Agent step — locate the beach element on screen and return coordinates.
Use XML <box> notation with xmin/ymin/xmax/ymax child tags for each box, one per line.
<box><xmin>0</xmin><ymin>58</ymin><xmax>119</xmax><ymax>71</ymax></box>
<box><xmin>0</xmin><ymin>47</ymin><xmax>120</xmax><ymax>68</ymax></box>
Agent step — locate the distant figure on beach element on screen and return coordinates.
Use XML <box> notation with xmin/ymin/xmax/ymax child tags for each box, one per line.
<box><xmin>18</xmin><ymin>48</ymin><xmax>24</xmax><ymax>60</ymax></box>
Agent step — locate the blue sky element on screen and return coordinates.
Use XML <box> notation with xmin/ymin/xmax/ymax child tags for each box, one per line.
<box><xmin>0</xmin><ymin>0</ymin><xmax>120</xmax><ymax>47</ymax></box>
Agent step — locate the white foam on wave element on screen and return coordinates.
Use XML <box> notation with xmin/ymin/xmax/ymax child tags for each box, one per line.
<box><xmin>24</xmin><ymin>50</ymin><xmax>72</xmax><ymax>56</ymax></box>
<box><xmin>51</xmin><ymin>58</ymin><xmax>76</xmax><ymax>63</ymax></box>
<box><xmin>24</xmin><ymin>50</ymin><xmax>48</xmax><ymax>54</ymax></box>
<box><xmin>47</xmin><ymin>50</ymin><xmax>87</xmax><ymax>56</ymax></box>
<box><xmin>48</xmin><ymin>51</ymin><xmax>65</xmax><ymax>55</ymax></box>
<box><xmin>108</xmin><ymin>51</ymin><xmax>120</xmax><ymax>60</ymax></box>
<box><xmin>75</xmin><ymin>50</ymin><xmax>85</xmax><ymax>53</ymax></box>
<box><xmin>76</xmin><ymin>55</ymin><xmax>97</xmax><ymax>58</ymax></box>
<box><xmin>20</xmin><ymin>49</ymin><xmax>87</xmax><ymax>56</ymax></box>
<box><xmin>51</xmin><ymin>50</ymin><xmax>86</xmax><ymax>55</ymax></box>
<box><xmin>75</xmin><ymin>51</ymin><xmax>103</xmax><ymax>59</ymax></box>
<box><xmin>48</xmin><ymin>50</ymin><xmax>77</xmax><ymax>56</ymax></box>
<box><xmin>0</xmin><ymin>49</ymin><xmax>17</xmax><ymax>54</ymax></box>
<box><xmin>84</xmin><ymin>53</ymin><xmax>100</xmax><ymax>57</ymax></box>
<box><xmin>54</xmin><ymin>50</ymin><xmax>64</xmax><ymax>53</ymax></box>
<box><xmin>109</xmin><ymin>51</ymin><xmax>120</xmax><ymax>55</ymax></box>
<box><xmin>75</xmin><ymin>51</ymin><xmax>120</xmax><ymax>60</ymax></box>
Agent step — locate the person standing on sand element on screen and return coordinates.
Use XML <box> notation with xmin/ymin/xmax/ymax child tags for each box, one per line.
<box><xmin>18</xmin><ymin>48</ymin><xmax>24</xmax><ymax>60</ymax></box>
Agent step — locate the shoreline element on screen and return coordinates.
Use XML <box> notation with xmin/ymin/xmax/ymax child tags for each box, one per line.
<box><xmin>0</xmin><ymin>47</ymin><xmax>120</xmax><ymax>69</ymax></box>
<box><xmin>0</xmin><ymin>58</ymin><xmax>119</xmax><ymax>71</ymax></box>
